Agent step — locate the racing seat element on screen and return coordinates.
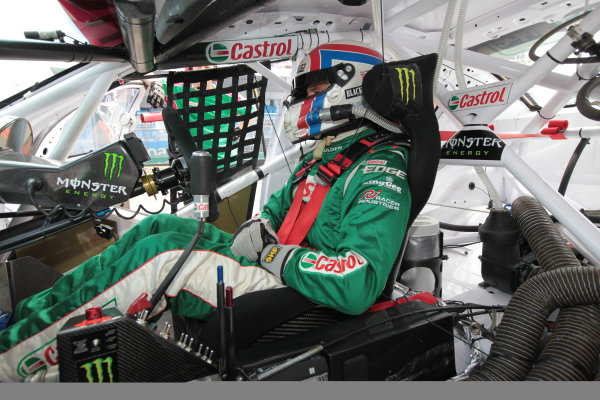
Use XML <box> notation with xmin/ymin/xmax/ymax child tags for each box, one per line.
<box><xmin>192</xmin><ymin>53</ymin><xmax>441</xmax><ymax>351</ymax></box>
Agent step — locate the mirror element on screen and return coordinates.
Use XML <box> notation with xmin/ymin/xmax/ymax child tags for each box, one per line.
<box><xmin>0</xmin><ymin>116</ymin><xmax>33</xmax><ymax>154</ymax></box>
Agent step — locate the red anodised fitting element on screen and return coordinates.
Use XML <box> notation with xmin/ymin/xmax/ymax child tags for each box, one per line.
<box><xmin>85</xmin><ymin>307</ymin><xmax>103</xmax><ymax>320</ymax></box>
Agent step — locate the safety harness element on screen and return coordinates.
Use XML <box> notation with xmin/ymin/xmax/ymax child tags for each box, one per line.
<box><xmin>277</xmin><ymin>131</ymin><xmax>409</xmax><ymax>246</ymax></box>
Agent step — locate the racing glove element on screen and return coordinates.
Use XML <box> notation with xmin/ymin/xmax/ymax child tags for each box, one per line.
<box><xmin>259</xmin><ymin>244</ymin><xmax>299</xmax><ymax>280</ymax></box>
<box><xmin>230</xmin><ymin>218</ymin><xmax>279</xmax><ymax>261</ymax></box>
<box><xmin>147</xmin><ymin>81</ymin><xmax>166</xmax><ymax>108</ymax></box>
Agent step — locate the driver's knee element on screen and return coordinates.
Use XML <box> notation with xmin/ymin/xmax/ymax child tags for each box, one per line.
<box><xmin>127</xmin><ymin>214</ymin><xmax>195</xmax><ymax>238</ymax></box>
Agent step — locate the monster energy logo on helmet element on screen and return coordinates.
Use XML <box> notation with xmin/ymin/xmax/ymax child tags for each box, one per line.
<box><xmin>395</xmin><ymin>67</ymin><xmax>417</xmax><ymax>105</ymax></box>
<box><xmin>104</xmin><ymin>152</ymin><xmax>124</xmax><ymax>181</ymax></box>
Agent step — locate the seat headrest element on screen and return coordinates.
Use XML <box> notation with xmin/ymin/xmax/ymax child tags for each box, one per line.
<box><xmin>363</xmin><ymin>54</ymin><xmax>440</xmax><ymax>228</ymax></box>
<box><xmin>362</xmin><ymin>54</ymin><xmax>438</xmax><ymax>121</ymax></box>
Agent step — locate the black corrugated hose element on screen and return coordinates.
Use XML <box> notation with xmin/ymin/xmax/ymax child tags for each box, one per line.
<box><xmin>467</xmin><ymin>196</ymin><xmax>600</xmax><ymax>380</ymax></box>
<box><xmin>467</xmin><ymin>267</ymin><xmax>600</xmax><ymax>380</ymax></box>
<box><xmin>512</xmin><ymin>197</ymin><xmax>581</xmax><ymax>274</ymax></box>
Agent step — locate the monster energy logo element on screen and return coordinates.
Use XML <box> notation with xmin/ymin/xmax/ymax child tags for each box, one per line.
<box><xmin>104</xmin><ymin>152</ymin><xmax>124</xmax><ymax>181</ymax></box>
<box><xmin>395</xmin><ymin>67</ymin><xmax>416</xmax><ymax>105</ymax></box>
<box><xmin>80</xmin><ymin>357</ymin><xmax>115</xmax><ymax>382</ymax></box>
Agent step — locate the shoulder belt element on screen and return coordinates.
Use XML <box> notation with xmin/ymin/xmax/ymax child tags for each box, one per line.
<box><xmin>277</xmin><ymin>131</ymin><xmax>409</xmax><ymax>246</ymax></box>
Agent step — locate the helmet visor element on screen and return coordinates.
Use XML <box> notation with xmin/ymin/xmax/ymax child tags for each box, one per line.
<box><xmin>289</xmin><ymin>65</ymin><xmax>339</xmax><ymax>105</ymax></box>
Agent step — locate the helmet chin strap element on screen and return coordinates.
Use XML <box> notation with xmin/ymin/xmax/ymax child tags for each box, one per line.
<box><xmin>312</xmin><ymin>135</ymin><xmax>335</xmax><ymax>161</ymax></box>
<box><xmin>312</xmin><ymin>125</ymin><xmax>371</xmax><ymax>160</ymax></box>
<box><xmin>330</xmin><ymin>126</ymin><xmax>371</xmax><ymax>143</ymax></box>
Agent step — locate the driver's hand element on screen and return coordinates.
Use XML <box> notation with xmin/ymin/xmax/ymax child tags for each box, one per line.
<box><xmin>147</xmin><ymin>81</ymin><xmax>166</xmax><ymax>108</ymax></box>
<box><xmin>230</xmin><ymin>218</ymin><xmax>278</xmax><ymax>261</ymax></box>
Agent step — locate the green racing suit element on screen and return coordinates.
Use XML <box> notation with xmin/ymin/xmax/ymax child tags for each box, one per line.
<box><xmin>0</xmin><ymin>127</ymin><xmax>409</xmax><ymax>381</ymax></box>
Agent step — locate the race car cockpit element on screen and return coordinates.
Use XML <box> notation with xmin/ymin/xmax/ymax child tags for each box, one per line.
<box><xmin>1</xmin><ymin>52</ymin><xmax>448</xmax><ymax>382</ymax></box>
<box><xmin>2</xmin><ymin>0</ymin><xmax>600</xmax><ymax>385</ymax></box>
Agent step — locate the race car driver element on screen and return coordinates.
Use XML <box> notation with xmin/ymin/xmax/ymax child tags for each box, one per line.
<box><xmin>0</xmin><ymin>40</ymin><xmax>410</xmax><ymax>381</ymax></box>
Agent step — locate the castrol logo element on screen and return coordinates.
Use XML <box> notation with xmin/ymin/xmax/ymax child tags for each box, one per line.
<box><xmin>206</xmin><ymin>35</ymin><xmax>299</xmax><ymax>64</ymax></box>
<box><xmin>299</xmin><ymin>251</ymin><xmax>368</xmax><ymax>276</ymax></box>
<box><xmin>448</xmin><ymin>83</ymin><xmax>512</xmax><ymax>112</ymax></box>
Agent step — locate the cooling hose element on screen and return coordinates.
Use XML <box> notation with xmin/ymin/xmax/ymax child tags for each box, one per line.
<box><xmin>439</xmin><ymin>221</ymin><xmax>480</xmax><ymax>233</ymax></box>
<box><xmin>511</xmin><ymin>198</ymin><xmax>600</xmax><ymax>381</ymax></box>
<box><xmin>466</xmin><ymin>266</ymin><xmax>600</xmax><ymax>380</ymax></box>
<box><xmin>512</xmin><ymin>196</ymin><xmax>580</xmax><ymax>274</ymax></box>
<box><xmin>467</xmin><ymin>196</ymin><xmax>600</xmax><ymax>380</ymax></box>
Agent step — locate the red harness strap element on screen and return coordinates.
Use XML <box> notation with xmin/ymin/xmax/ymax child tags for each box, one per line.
<box><xmin>277</xmin><ymin>181</ymin><xmax>330</xmax><ymax>245</ymax></box>
<box><xmin>277</xmin><ymin>132</ymin><xmax>405</xmax><ymax>246</ymax></box>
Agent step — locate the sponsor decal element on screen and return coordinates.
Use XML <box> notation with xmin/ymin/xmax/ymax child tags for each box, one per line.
<box><xmin>104</xmin><ymin>152</ymin><xmax>124</xmax><ymax>181</ymax></box>
<box><xmin>55</xmin><ymin>152</ymin><xmax>129</xmax><ymax>198</ymax></box>
<box><xmin>44</xmin><ymin>345</ymin><xmax>59</xmax><ymax>366</ymax></box>
<box><xmin>363</xmin><ymin>178</ymin><xmax>403</xmax><ymax>194</ymax></box>
<box><xmin>323</xmin><ymin>145</ymin><xmax>343</xmax><ymax>153</ymax></box>
<box><xmin>73</xmin><ymin>339</ymin><xmax>89</xmax><ymax>355</ymax></box>
<box><xmin>448</xmin><ymin>95</ymin><xmax>460</xmax><ymax>111</ymax></box>
<box><xmin>365</xmin><ymin>159</ymin><xmax>387</xmax><ymax>165</ymax></box>
<box><xmin>361</xmin><ymin>165</ymin><xmax>407</xmax><ymax>179</ymax></box>
<box><xmin>194</xmin><ymin>203</ymin><xmax>209</xmax><ymax>212</ymax></box>
<box><xmin>56</xmin><ymin>177</ymin><xmax>128</xmax><ymax>198</ymax></box>
<box><xmin>301</xmin><ymin>175</ymin><xmax>317</xmax><ymax>203</ymax></box>
<box><xmin>358</xmin><ymin>190</ymin><xmax>401</xmax><ymax>210</ymax></box>
<box><xmin>360</xmin><ymin>189</ymin><xmax>382</xmax><ymax>199</ymax></box>
<box><xmin>79</xmin><ymin>356</ymin><xmax>115</xmax><ymax>383</ymax></box>
<box><xmin>207</xmin><ymin>43</ymin><xmax>229</xmax><ymax>63</ymax></box>
<box><xmin>17</xmin><ymin>339</ymin><xmax>58</xmax><ymax>378</ymax></box>
<box><xmin>293</xmin><ymin>128</ymin><xmax>310</xmax><ymax>139</ymax></box>
<box><xmin>22</xmin><ymin>357</ymin><xmax>46</xmax><ymax>375</ymax></box>
<box><xmin>344</xmin><ymin>86</ymin><xmax>362</xmax><ymax>99</ymax></box>
<box><xmin>441</xmin><ymin>129</ymin><xmax>506</xmax><ymax>160</ymax></box>
<box><xmin>299</xmin><ymin>251</ymin><xmax>368</xmax><ymax>276</ymax></box>
<box><xmin>262</xmin><ymin>245</ymin><xmax>282</xmax><ymax>263</ymax></box>
<box><xmin>302</xmin><ymin>183</ymin><xmax>317</xmax><ymax>203</ymax></box>
<box><xmin>206</xmin><ymin>35</ymin><xmax>298</xmax><ymax>64</ymax></box>
<box><xmin>74</xmin><ymin>316</ymin><xmax>113</xmax><ymax>328</ymax></box>
<box><xmin>395</xmin><ymin>67</ymin><xmax>417</xmax><ymax>104</ymax></box>
<box><xmin>447</xmin><ymin>83</ymin><xmax>512</xmax><ymax>112</ymax></box>
<box><xmin>448</xmin><ymin>136</ymin><xmax>503</xmax><ymax>149</ymax></box>
<box><xmin>16</xmin><ymin>298</ymin><xmax>118</xmax><ymax>378</ymax></box>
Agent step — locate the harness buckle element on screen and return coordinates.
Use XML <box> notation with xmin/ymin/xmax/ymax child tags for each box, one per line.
<box><xmin>316</xmin><ymin>164</ymin><xmax>337</xmax><ymax>186</ymax></box>
<box><xmin>292</xmin><ymin>160</ymin><xmax>316</xmax><ymax>185</ymax></box>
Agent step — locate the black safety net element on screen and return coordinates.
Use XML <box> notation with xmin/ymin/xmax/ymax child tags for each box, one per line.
<box><xmin>166</xmin><ymin>65</ymin><xmax>268</xmax><ymax>186</ymax></box>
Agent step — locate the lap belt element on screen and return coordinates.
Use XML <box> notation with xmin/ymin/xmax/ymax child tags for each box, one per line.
<box><xmin>277</xmin><ymin>132</ymin><xmax>408</xmax><ymax>245</ymax></box>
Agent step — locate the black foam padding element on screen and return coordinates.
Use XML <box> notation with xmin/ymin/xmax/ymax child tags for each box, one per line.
<box><xmin>6</xmin><ymin>256</ymin><xmax>63</xmax><ymax>309</ymax></box>
<box><xmin>364</xmin><ymin>54</ymin><xmax>440</xmax><ymax>228</ymax></box>
<box><xmin>363</xmin><ymin>61</ymin><xmax>423</xmax><ymax>121</ymax></box>
<box><xmin>166</xmin><ymin>65</ymin><xmax>268</xmax><ymax>186</ymax></box>
<box><xmin>361</xmin><ymin>54</ymin><xmax>441</xmax><ymax>298</ymax></box>
<box><xmin>362</xmin><ymin>54</ymin><xmax>440</xmax><ymax>228</ymax></box>
<box><xmin>162</xmin><ymin>107</ymin><xmax>197</xmax><ymax>165</ymax></box>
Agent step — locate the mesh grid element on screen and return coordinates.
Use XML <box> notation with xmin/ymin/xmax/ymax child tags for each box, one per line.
<box><xmin>167</xmin><ymin>65</ymin><xmax>268</xmax><ymax>186</ymax></box>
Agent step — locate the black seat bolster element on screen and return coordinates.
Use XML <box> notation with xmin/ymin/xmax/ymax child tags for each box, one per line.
<box><xmin>6</xmin><ymin>256</ymin><xmax>63</xmax><ymax>311</ymax></box>
<box><xmin>198</xmin><ymin>287</ymin><xmax>315</xmax><ymax>352</ymax></box>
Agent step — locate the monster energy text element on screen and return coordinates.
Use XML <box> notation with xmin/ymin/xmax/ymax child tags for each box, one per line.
<box><xmin>395</xmin><ymin>67</ymin><xmax>416</xmax><ymax>105</ymax></box>
<box><xmin>56</xmin><ymin>177</ymin><xmax>128</xmax><ymax>196</ymax></box>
